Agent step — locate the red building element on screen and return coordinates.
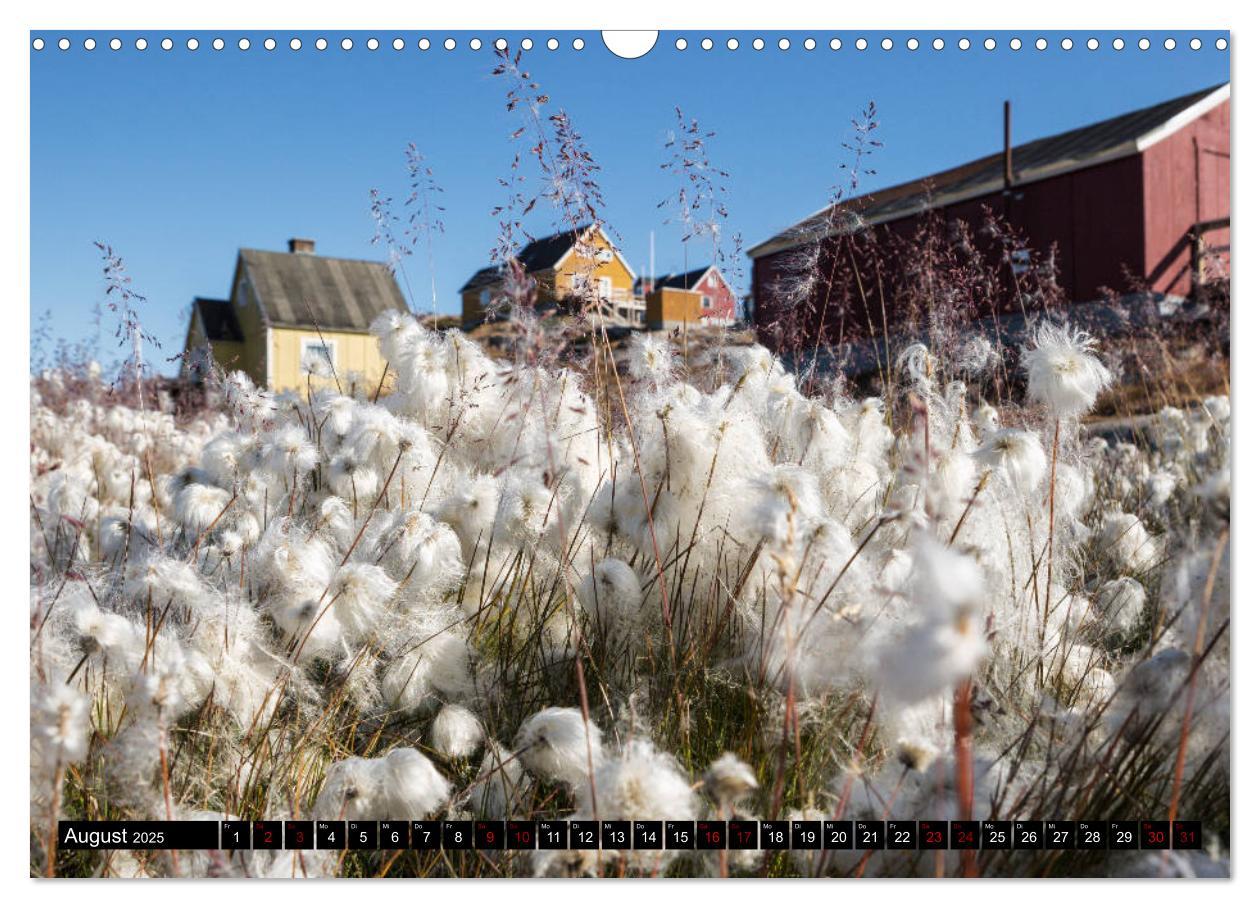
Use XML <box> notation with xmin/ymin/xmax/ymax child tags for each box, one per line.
<box><xmin>748</xmin><ymin>84</ymin><xmax>1230</xmax><ymax>350</ymax></box>
<box><xmin>640</xmin><ymin>265</ymin><xmax>739</xmax><ymax>329</ymax></box>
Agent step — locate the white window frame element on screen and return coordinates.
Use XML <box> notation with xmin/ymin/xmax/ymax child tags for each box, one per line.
<box><xmin>597</xmin><ymin>276</ymin><xmax>613</xmax><ymax>299</ymax></box>
<box><xmin>701</xmin><ymin>294</ymin><xmax>713</xmax><ymax>310</ymax></box>
<box><xmin>301</xmin><ymin>337</ymin><xmax>337</xmax><ymax>373</ymax></box>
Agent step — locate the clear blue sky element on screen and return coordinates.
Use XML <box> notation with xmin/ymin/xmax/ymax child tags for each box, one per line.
<box><xmin>30</xmin><ymin>30</ymin><xmax>1229</xmax><ymax>373</ymax></box>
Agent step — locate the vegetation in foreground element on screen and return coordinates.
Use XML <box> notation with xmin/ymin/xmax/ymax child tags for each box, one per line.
<box><xmin>30</xmin><ymin>307</ymin><xmax>1229</xmax><ymax>877</ymax></box>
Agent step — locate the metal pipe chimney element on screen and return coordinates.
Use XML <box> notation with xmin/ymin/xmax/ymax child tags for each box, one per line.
<box><xmin>1003</xmin><ymin>100</ymin><xmax>1014</xmax><ymax>190</ymax></box>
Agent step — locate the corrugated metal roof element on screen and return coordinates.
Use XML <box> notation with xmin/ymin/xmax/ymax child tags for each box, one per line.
<box><xmin>240</xmin><ymin>248</ymin><xmax>408</xmax><ymax>331</ymax></box>
<box><xmin>749</xmin><ymin>83</ymin><xmax>1229</xmax><ymax>259</ymax></box>
<box><xmin>195</xmin><ymin>297</ymin><xmax>243</xmax><ymax>342</ymax></box>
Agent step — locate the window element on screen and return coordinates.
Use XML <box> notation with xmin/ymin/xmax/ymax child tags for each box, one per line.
<box><xmin>479</xmin><ymin>288</ymin><xmax>492</xmax><ymax>309</ymax></box>
<box><xmin>598</xmin><ymin>277</ymin><xmax>613</xmax><ymax>299</ymax></box>
<box><xmin>301</xmin><ymin>338</ymin><xmax>337</xmax><ymax>376</ymax></box>
<box><xmin>701</xmin><ymin>294</ymin><xmax>713</xmax><ymax>310</ymax></box>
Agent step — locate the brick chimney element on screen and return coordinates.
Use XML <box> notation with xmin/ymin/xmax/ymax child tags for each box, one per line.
<box><xmin>287</xmin><ymin>237</ymin><xmax>316</xmax><ymax>254</ymax></box>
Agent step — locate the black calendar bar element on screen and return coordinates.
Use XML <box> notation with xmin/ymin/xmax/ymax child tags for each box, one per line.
<box><xmin>51</xmin><ymin>818</ymin><xmax>1205</xmax><ymax>851</ymax></box>
<box><xmin>58</xmin><ymin>821</ymin><xmax>220</xmax><ymax>850</ymax></box>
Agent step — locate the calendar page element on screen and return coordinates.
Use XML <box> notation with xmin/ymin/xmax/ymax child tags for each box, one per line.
<box><xmin>26</xmin><ymin>13</ymin><xmax>1231</xmax><ymax>884</ymax></box>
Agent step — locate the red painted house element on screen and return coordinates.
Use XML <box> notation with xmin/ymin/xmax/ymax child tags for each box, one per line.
<box><xmin>748</xmin><ymin>84</ymin><xmax>1230</xmax><ymax>351</ymax></box>
<box><xmin>640</xmin><ymin>265</ymin><xmax>739</xmax><ymax>329</ymax></box>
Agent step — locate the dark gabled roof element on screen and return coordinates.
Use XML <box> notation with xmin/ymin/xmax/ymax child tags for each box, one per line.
<box><xmin>749</xmin><ymin>83</ymin><xmax>1230</xmax><ymax>259</ymax></box>
<box><xmin>239</xmin><ymin>248</ymin><xmax>408</xmax><ymax>331</ymax></box>
<box><xmin>459</xmin><ymin>224</ymin><xmax>600</xmax><ymax>292</ymax></box>
<box><xmin>459</xmin><ymin>265</ymin><xmax>503</xmax><ymax>294</ymax></box>
<box><xmin>516</xmin><ymin>224</ymin><xmax>592</xmax><ymax>271</ymax></box>
<box><xmin>195</xmin><ymin>297</ymin><xmax>244</xmax><ymax>342</ymax></box>
<box><xmin>651</xmin><ymin>266</ymin><xmax>714</xmax><ymax>291</ymax></box>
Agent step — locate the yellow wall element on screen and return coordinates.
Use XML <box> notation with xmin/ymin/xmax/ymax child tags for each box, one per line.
<box><xmin>553</xmin><ymin>229</ymin><xmax>635</xmax><ymax>299</ymax></box>
<box><xmin>646</xmin><ymin>287</ymin><xmax>702</xmax><ymax>328</ymax></box>
<box><xmin>462</xmin><ymin>228</ymin><xmax>636</xmax><ymax>324</ymax></box>
<box><xmin>462</xmin><ymin>290</ymin><xmax>489</xmax><ymax>326</ymax></box>
<box><xmin>269</xmin><ymin>326</ymin><xmax>393</xmax><ymax>395</ymax></box>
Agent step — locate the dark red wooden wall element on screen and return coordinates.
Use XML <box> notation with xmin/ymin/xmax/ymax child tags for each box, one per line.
<box><xmin>751</xmin><ymin>99</ymin><xmax>1230</xmax><ymax>347</ymax></box>
<box><xmin>1142</xmin><ymin>99</ymin><xmax>1230</xmax><ymax>296</ymax></box>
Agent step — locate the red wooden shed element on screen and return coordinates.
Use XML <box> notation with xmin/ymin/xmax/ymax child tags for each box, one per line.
<box><xmin>748</xmin><ymin>84</ymin><xmax>1230</xmax><ymax>350</ymax></box>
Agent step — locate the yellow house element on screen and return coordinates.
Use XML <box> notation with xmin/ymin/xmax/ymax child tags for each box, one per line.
<box><xmin>182</xmin><ymin>238</ymin><xmax>409</xmax><ymax>394</ymax></box>
<box><xmin>460</xmin><ymin>223</ymin><xmax>642</xmax><ymax>327</ymax></box>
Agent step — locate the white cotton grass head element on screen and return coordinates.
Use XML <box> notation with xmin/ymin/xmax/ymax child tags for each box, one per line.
<box><xmin>381</xmin><ymin>630</ymin><xmax>476</xmax><ymax>712</ymax></box>
<box><xmin>172</xmin><ymin>482</ymin><xmax>231</xmax><ymax>536</ymax></box>
<box><xmin>98</xmin><ymin>509</ymin><xmax>160</xmax><ymax>563</ymax></box>
<box><xmin>370</xmin><ymin>309</ymin><xmax>425</xmax><ymax>363</ymax></box>
<box><xmin>626</xmin><ymin>334</ymin><xmax>676</xmax><ymax>385</ymax></box>
<box><xmin>879</xmin><ymin>615</ymin><xmax>988</xmax><ymax>707</ymax></box>
<box><xmin>576</xmin><ymin>558</ymin><xmax>642</xmax><ymax>637</ymax></box>
<box><xmin>925</xmin><ymin>447</ymin><xmax>977</xmax><ymax>521</ymax></box>
<box><xmin>515</xmin><ymin>707</ymin><xmax>604</xmax><ymax>788</ymax></box>
<box><xmin>578</xmin><ymin>738</ymin><xmax>696</xmax><ymax>821</ymax></box>
<box><xmin>959</xmin><ymin>334</ymin><xmax>998</xmax><ymax>376</ymax></box>
<box><xmin>68</xmin><ymin>596</ymin><xmax>146</xmax><ymax>667</ymax></box>
<box><xmin>748</xmin><ymin>464</ymin><xmax>824</xmax><ymax>546</ymax></box>
<box><xmin>301</xmin><ymin>346</ymin><xmax>334</xmax><ymax>379</ymax></box>
<box><xmin>1145</xmin><ymin>470</ymin><xmax>1178</xmax><ymax>509</ymax></box>
<box><xmin>271</xmin><ymin>596</ymin><xmax>344</xmax><ymax>659</ymax></box>
<box><xmin>383</xmin><ymin>509</ymin><xmax>464</xmax><ymax>594</ymax></box>
<box><xmin>32</xmin><ymin>681</ymin><xmax>91</xmax><ymax>764</ymax></box>
<box><xmin>430</xmin><ymin>703</ymin><xmax>485</xmax><ymax>759</ymax></box>
<box><xmin>896</xmin><ymin>343</ymin><xmax>937</xmax><ymax>391</ymax></box>
<box><xmin>380</xmin><ymin>747</ymin><xmax>452</xmax><ymax>818</ymax></box>
<box><xmin>908</xmin><ymin>535</ymin><xmax>986</xmax><ymax>624</ymax></box>
<box><xmin>973</xmin><ymin>428</ymin><xmax>1047</xmax><ymax>494</ymax></box>
<box><xmin>312</xmin><ymin>390</ymin><xmax>357</xmax><ymax>438</ymax></box>
<box><xmin>1096</xmin><ymin>511</ymin><xmax>1161</xmax><ymax>573</ymax></box>
<box><xmin>124</xmin><ymin>555</ymin><xmax>210</xmax><ymax>611</ymax></box>
<box><xmin>261</xmin><ymin>424</ymin><xmax>319</xmax><ymax>477</ymax></box>
<box><xmin>435</xmin><ymin>474</ymin><xmax>500</xmax><ymax>560</ymax></box>
<box><xmin>251</xmin><ymin>520</ymin><xmax>335</xmax><ymax>597</ymax></box>
<box><xmin>1096</xmin><ymin>577</ymin><xmax>1147</xmax><ymax>637</ymax></box>
<box><xmin>972</xmin><ymin>401</ymin><xmax>1000</xmax><ymax>440</ymax></box>
<box><xmin>328</xmin><ymin>562</ymin><xmax>397</xmax><ymax>640</ymax></box>
<box><xmin>327</xmin><ymin>452</ymin><xmax>381</xmax><ymax>504</ymax></box>
<box><xmin>877</xmin><ymin>536</ymin><xmax>988</xmax><ymax>706</ymax></box>
<box><xmin>703</xmin><ymin>752</ymin><xmax>759</xmax><ymax>808</ymax></box>
<box><xmin>314</xmin><ymin>756</ymin><xmax>385</xmax><ymax>820</ymax></box>
<box><xmin>1021</xmin><ymin>323</ymin><xmax>1113</xmax><ymax>417</ymax></box>
<box><xmin>1201</xmin><ymin>394</ymin><xmax>1230</xmax><ymax>425</ymax></box>
<box><xmin>494</xmin><ymin>472</ymin><xmax>564</xmax><ymax>551</ymax></box>
<box><xmin>126</xmin><ymin>667</ymin><xmax>186</xmax><ymax>717</ymax></box>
